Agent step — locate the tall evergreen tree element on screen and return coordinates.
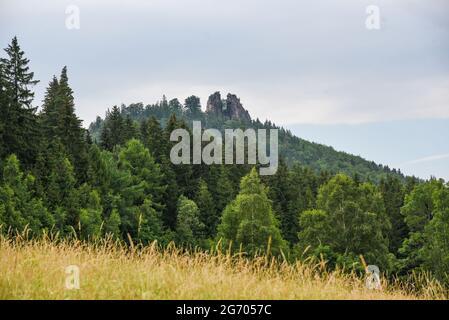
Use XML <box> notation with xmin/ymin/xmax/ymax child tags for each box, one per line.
<box><xmin>39</xmin><ymin>76</ymin><xmax>59</xmax><ymax>139</ymax></box>
<box><xmin>141</xmin><ymin>116</ymin><xmax>168</xmax><ymax>162</ymax></box>
<box><xmin>184</xmin><ymin>95</ymin><xmax>202</xmax><ymax>120</ymax></box>
<box><xmin>213</xmin><ymin>166</ymin><xmax>234</xmax><ymax>214</ymax></box>
<box><xmin>100</xmin><ymin>105</ymin><xmax>124</xmax><ymax>151</ymax></box>
<box><xmin>54</xmin><ymin>66</ymin><xmax>89</xmax><ymax>183</ymax></box>
<box><xmin>0</xmin><ymin>37</ymin><xmax>40</xmax><ymax>167</ymax></box>
<box><xmin>165</xmin><ymin>114</ymin><xmax>195</xmax><ymax>198</ymax></box>
<box><xmin>122</xmin><ymin>115</ymin><xmax>138</xmax><ymax>142</ymax></box>
<box><xmin>195</xmin><ymin>179</ymin><xmax>217</xmax><ymax>238</ymax></box>
<box><xmin>379</xmin><ymin>176</ymin><xmax>407</xmax><ymax>253</ymax></box>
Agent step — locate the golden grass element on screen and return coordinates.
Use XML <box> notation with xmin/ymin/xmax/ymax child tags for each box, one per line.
<box><xmin>0</xmin><ymin>234</ymin><xmax>446</xmax><ymax>300</ymax></box>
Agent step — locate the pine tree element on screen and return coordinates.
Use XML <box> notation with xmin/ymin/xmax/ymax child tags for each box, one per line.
<box><xmin>0</xmin><ymin>62</ymin><xmax>7</xmax><ymax>157</ymax></box>
<box><xmin>264</xmin><ymin>158</ymin><xmax>294</xmax><ymax>243</ymax></box>
<box><xmin>0</xmin><ymin>37</ymin><xmax>40</xmax><ymax>167</ymax></box>
<box><xmin>379</xmin><ymin>176</ymin><xmax>407</xmax><ymax>253</ymax></box>
<box><xmin>100</xmin><ymin>105</ymin><xmax>124</xmax><ymax>151</ymax></box>
<box><xmin>165</xmin><ymin>114</ymin><xmax>195</xmax><ymax>198</ymax></box>
<box><xmin>122</xmin><ymin>115</ymin><xmax>138</xmax><ymax>142</ymax></box>
<box><xmin>113</xmin><ymin>139</ymin><xmax>167</xmax><ymax>239</ymax></box>
<box><xmin>168</xmin><ymin>98</ymin><xmax>183</xmax><ymax>118</ymax></box>
<box><xmin>46</xmin><ymin>155</ymin><xmax>79</xmax><ymax>232</ymax></box>
<box><xmin>213</xmin><ymin>166</ymin><xmax>234</xmax><ymax>214</ymax></box>
<box><xmin>142</xmin><ymin>116</ymin><xmax>168</xmax><ymax>162</ymax></box>
<box><xmin>184</xmin><ymin>95</ymin><xmax>202</xmax><ymax>120</ymax></box>
<box><xmin>195</xmin><ymin>179</ymin><xmax>217</xmax><ymax>238</ymax></box>
<box><xmin>54</xmin><ymin>66</ymin><xmax>89</xmax><ymax>183</ymax></box>
<box><xmin>284</xmin><ymin>165</ymin><xmax>317</xmax><ymax>244</ymax></box>
<box><xmin>39</xmin><ymin>76</ymin><xmax>59</xmax><ymax>139</ymax></box>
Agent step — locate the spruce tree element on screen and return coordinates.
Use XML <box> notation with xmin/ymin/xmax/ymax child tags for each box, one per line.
<box><xmin>39</xmin><ymin>76</ymin><xmax>59</xmax><ymax>139</ymax></box>
<box><xmin>142</xmin><ymin>116</ymin><xmax>168</xmax><ymax>162</ymax></box>
<box><xmin>100</xmin><ymin>105</ymin><xmax>124</xmax><ymax>151</ymax></box>
<box><xmin>195</xmin><ymin>179</ymin><xmax>217</xmax><ymax>238</ymax></box>
<box><xmin>184</xmin><ymin>95</ymin><xmax>202</xmax><ymax>120</ymax></box>
<box><xmin>379</xmin><ymin>176</ymin><xmax>407</xmax><ymax>253</ymax></box>
<box><xmin>0</xmin><ymin>37</ymin><xmax>40</xmax><ymax>167</ymax></box>
<box><xmin>55</xmin><ymin>66</ymin><xmax>89</xmax><ymax>183</ymax></box>
<box><xmin>213</xmin><ymin>165</ymin><xmax>234</xmax><ymax>214</ymax></box>
<box><xmin>284</xmin><ymin>165</ymin><xmax>317</xmax><ymax>244</ymax></box>
<box><xmin>165</xmin><ymin>114</ymin><xmax>195</xmax><ymax>198</ymax></box>
<box><xmin>122</xmin><ymin>115</ymin><xmax>138</xmax><ymax>142</ymax></box>
<box><xmin>264</xmin><ymin>158</ymin><xmax>293</xmax><ymax>243</ymax></box>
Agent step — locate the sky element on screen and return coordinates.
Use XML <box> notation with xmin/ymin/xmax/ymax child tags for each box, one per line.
<box><xmin>1</xmin><ymin>0</ymin><xmax>448</xmax><ymax>179</ymax></box>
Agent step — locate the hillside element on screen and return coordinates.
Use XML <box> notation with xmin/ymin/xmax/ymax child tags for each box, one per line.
<box><xmin>89</xmin><ymin>92</ymin><xmax>405</xmax><ymax>182</ymax></box>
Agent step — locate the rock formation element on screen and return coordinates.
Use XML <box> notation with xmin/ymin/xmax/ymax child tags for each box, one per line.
<box><xmin>206</xmin><ymin>92</ymin><xmax>251</xmax><ymax>122</ymax></box>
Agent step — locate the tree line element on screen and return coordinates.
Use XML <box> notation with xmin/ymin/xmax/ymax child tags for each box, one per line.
<box><xmin>1</xmin><ymin>37</ymin><xmax>448</xmax><ymax>284</ymax></box>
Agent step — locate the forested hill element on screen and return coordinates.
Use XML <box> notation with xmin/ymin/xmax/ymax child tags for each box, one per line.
<box><xmin>89</xmin><ymin>92</ymin><xmax>405</xmax><ymax>182</ymax></box>
<box><xmin>4</xmin><ymin>37</ymin><xmax>449</xmax><ymax>284</ymax></box>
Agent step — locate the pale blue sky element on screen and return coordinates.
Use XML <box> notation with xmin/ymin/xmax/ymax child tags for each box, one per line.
<box><xmin>1</xmin><ymin>0</ymin><xmax>448</xmax><ymax>179</ymax></box>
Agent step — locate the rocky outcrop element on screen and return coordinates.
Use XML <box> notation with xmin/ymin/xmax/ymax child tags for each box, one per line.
<box><xmin>206</xmin><ymin>91</ymin><xmax>251</xmax><ymax>122</ymax></box>
<box><xmin>206</xmin><ymin>91</ymin><xmax>223</xmax><ymax>116</ymax></box>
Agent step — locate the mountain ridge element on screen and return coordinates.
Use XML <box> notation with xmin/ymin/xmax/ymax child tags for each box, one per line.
<box><xmin>89</xmin><ymin>92</ymin><xmax>406</xmax><ymax>182</ymax></box>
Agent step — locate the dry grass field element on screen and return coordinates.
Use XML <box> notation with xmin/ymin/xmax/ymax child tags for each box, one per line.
<box><xmin>0</xmin><ymin>234</ymin><xmax>446</xmax><ymax>300</ymax></box>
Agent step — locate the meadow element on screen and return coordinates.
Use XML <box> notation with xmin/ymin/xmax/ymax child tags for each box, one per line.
<box><xmin>0</xmin><ymin>233</ymin><xmax>446</xmax><ymax>300</ymax></box>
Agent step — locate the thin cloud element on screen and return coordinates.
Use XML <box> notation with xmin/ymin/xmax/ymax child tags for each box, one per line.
<box><xmin>400</xmin><ymin>153</ymin><xmax>449</xmax><ymax>166</ymax></box>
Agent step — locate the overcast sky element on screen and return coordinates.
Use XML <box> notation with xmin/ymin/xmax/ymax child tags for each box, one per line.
<box><xmin>1</xmin><ymin>0</ymin><xmax>448</xmax><ymax>179</ymax></box>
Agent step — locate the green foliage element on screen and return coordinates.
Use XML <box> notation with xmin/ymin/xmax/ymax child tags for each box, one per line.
<box><xmin>79</xmin><ymin>189</ymin><xmax>103</xmax><ymax>239</ymax></box>
<box><xmin>420</xmin><ymin>183</ymin><xmax>449</xmax><ymax>281</ymax></box>
<box><xmin>380</xmin><ymin>176</ymin><xmax>407</xmax><ymax>253</ymax></box>
<box><xmin>176</xmin><ymin>195</ymin><xmax>205</xmax><ymax>247</ymax></box>
<box><xmin>195</xmin><ymin>179</ymin><xmax>217</xmax><ymax>238</ymax></box>
<box><xmin>399</xmin><ymin>179</ymin><xmax>449</xmax><ymax>280</ymax></box>
<box><xmin>0</xmin><ymin>155</ymin><xmax>54</xmax><ymax>234</ymax></box>
<box><xmin>100</xmin><ymin>105</ymin><xmax>125</xmax><ymax>151</ymax></box>
<box><xmin>184</xmin><ymin>95</ymin><xmax>202</xmax><ymax>120</ymax></box>
<box><xmin>105</xmin><ymin>208</ymin><xmax>121</xmax><ymax>238</ymax></box>
<box><xmin>0</xmin><ymin>37</ymin><xmax>40</xmax><ymax>167</ymax></box>
<box><xmin>2</xmin><ymin>36</ymin><xmax>449</xmax><ymax>287</ymax></box>
<box><xmin>217</xmin><ymin>168</ymin><xmax>287</xmax><ymax>255</ymax></box>
<box><xmin>137</xmin><ymin>198</ymin><xmax>165</xmax><ymax>244</ymax></box>
<box><xmin>298</xmin><ymin>174</ymin><xmax>392</xmax><ymax>270</ymax></box>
